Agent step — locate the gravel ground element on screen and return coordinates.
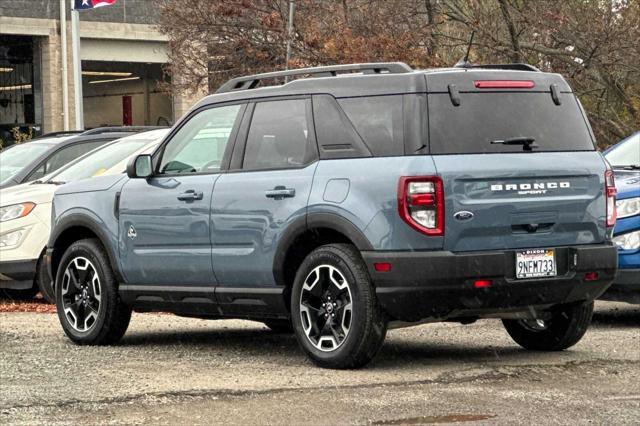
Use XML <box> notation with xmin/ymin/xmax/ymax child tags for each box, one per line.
<box><xmin>0</xmin><ymin>301</ymin><xmax>638</xmax><ymax>425</ymax></box>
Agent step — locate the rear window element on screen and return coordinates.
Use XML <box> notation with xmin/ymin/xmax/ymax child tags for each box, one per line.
<box><xmin>428</xmin><ymin>93</ymin><xmax>595</xmax><ymax>154</ymax></box>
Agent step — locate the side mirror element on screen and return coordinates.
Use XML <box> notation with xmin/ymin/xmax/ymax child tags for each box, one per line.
<box><xmin>126</xmin><ymin>154</ymin><xmax>153</xmax><ymax>179</ymax></box>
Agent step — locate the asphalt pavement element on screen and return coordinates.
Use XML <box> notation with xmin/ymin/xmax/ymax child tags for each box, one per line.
<box><xmin>1</xmin><ymin>301</ymin><xmax>638</xmax><ymax>425</ymax></box>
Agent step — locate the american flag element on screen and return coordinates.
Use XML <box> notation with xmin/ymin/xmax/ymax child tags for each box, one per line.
<box><xmin>74</xmin><ymin>0</ymin><xmax>118</xmax><ymax>10</ymax></box>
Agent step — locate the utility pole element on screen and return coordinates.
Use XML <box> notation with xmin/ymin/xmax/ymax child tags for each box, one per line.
<box><xmin>70</xmin><ymin>0</ymin><xmax>84</xmax><ymax>130</ymax></box>
<box><xmin>285</xmin><ymin>0</ymin><xmax>295</xmax><ymax>70</ymax></box>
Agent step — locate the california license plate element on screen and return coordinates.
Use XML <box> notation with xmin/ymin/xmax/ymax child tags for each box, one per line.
<box><xmin>516</xmin><ymin>249</ymin><xmax>556</xmax><ymax>279</ymax></box>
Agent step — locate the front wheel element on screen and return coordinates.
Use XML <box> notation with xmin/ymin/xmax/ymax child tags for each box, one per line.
<box><xmin>55</xmin><ymin>238</ymin><xmax>132</xmax><ymax>345</ymax></box>
<box><xmin>291</xmin><ymin>244</ymin><xmax>387</xmax><ymax>369</ymax></box>
<box><xmin>503</xmin><ymin>301</ymin><xmax>594</xmax><ymax>351</ymax></box>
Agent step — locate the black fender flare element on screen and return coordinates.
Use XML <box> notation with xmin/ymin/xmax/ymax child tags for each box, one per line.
<box><xmin>49</xmin><ymin>213</ymin><xmax>124</xmax><ymax>283</ymax></box>
<box><xmin>272</xmin><ymin>212</ymin><xmax>373</xmax><ymax>286</ymax></box>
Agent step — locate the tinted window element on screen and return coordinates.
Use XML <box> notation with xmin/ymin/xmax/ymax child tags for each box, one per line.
<box><xmin>428</xmin><ymin>93</ymin><xmax>595</xmax><ymax>154</ymax></box>
<box><xmin>312</xmin><ymin>95</ymin><xmax>371</xmax><ymax>159</ymax></box>
<box><xmin>243</xmin><ymin>99</ymin><xmax>314</xmax><ymax>170</ymax></box>
<box><xmin>338</xmin><ymin>95</ymin><xmax>404</xmax><ymax>156</ymax></box>
<box><xmin>159</xmin><ymin>104</ymin><xmax>242</xmax><ymax>174</ymax></box>
<box><xmin>27</xmin><ymin>140</ymin><xmax>104</xmax><ymax>181</ymax></box>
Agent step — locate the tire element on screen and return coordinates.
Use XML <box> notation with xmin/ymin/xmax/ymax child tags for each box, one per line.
<box><xmin>36</xmin><ymin>254</ymin><xmax>55</xmax><ymax>304</ymax></box>
<box><xmin>291</xmin><ymin>244</ymin><xmax>387</xmax><ymax>369</ymax></box>
<box><xmin>503</xmin><ymin>301</ymin><xmax>594</xmax><ymax>351</ymax></box>
<box><xmin>55</xmin><ymin>238</ymin><xmax>132</xmax><ymax>345</ymax></box>
<box><xmin>263</xmin><ymin>319</ymin><xmax>294</xmax><ymax>333</ymax></box>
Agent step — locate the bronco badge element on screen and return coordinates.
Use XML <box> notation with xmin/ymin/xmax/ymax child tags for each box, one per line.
<box><xmin>127</xmin><ymin>225</ymin><xmax>137</xmax><ymax>240</ymax></box>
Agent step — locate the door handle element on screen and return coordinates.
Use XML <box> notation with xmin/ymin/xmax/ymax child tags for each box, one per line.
<box><xmin>265</xmin><ymin>186</ymin><xmax>296</xmax><ymax>199</ymax></box>
<box><xmin>177</xmin><ymin>190</ymin><xmax>203</xmax><ymax>201</ymax></box>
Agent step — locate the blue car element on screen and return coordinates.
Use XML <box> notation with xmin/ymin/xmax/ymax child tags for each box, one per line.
<box><xmin>45</xmin><ymin>62</ymin><xmax>618</xmax><ymax>368</ymax></box>
<box><xmin>602</xmin><ymin>132</ymin><xmax>640</xmax><ymax>303</ymax></box>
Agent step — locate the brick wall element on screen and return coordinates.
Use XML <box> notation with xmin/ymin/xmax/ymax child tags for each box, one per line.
<box><xmin>0</xmin><ymin>0</ymin><xmax>160</xmax><ymax>25</ymax></box>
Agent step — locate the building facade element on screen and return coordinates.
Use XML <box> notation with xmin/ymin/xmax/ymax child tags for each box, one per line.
<box><xmin>0</xmin><ymin>0</ymin><xmax>200</xmax><ymax>144</ymax></box>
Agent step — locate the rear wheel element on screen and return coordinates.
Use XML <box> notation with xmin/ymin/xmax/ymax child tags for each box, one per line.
<box><xmin>503</xmin><ymin>301</ymin><xmax>594</xmax><ymax>351</ymax></box>
<box><xmin>55</xmin><ymin>238</ymin><xmax>131</xmax><ymax>345</ymax></box>
<box><xmin>291</xmin><ymin>244</ymin><xmax>387</xmax><ymax>369</ymax></box>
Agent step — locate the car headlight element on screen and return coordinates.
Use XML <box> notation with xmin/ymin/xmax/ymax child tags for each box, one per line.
<box><xmin>0</xmin><ymin>228</ymin><xmax>26</xmax><ymax>249</ymax></box>
<box><xmin>613</xmin><ymin>230</ymin><xmax>640</xmax><ymax>250</ymax></box>
<box><xmin>0</xmin><ymin>202</ymin><xmax>35</xmax><ymax>222</ymax></box>
<box><xmin>616</xmin><ymin>197</ymin><xmax>640</xmax><ymax>219</ymax></box>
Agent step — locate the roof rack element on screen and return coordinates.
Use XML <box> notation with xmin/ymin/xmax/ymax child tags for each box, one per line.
<box><xmin>216</xmin><ymin>62</ymin><xmax>413</xmax><ymax>93</ymax></box>
<box><xmin>81</xmin><ymin>126</ymin><xmax>168</xmax><ymax>136</ymax></box>
<box><xmin>456</xmin><ymin>63</ymin><xmax>541</xmax><ymax>72</ymax></box>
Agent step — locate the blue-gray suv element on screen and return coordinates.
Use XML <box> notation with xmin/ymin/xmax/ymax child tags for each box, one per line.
<box><xmin>46</xmin><ymin>63</ymin><xmax>618</xmax><ymax>369</ymax></box>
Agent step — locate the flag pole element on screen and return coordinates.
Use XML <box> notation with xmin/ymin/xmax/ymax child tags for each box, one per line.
<box><xmin>60</xmin><ymin>0</ymin><xmax>69</xmax><ymax>131</ymax></box>
<box><xmin>70</xmin><ymin>0</ymin><xmax>84</xmax><ymax>130</ymax></box>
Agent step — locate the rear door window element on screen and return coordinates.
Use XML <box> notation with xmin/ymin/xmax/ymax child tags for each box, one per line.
<box><xmin>26</xmin><ymin>140</ymin><xmax>104</xmax><ymax>181</ymax></box>
<box><xmin>242</xmin><ymin>99</ymin><xmax>316</xmax><ymax>170</ymax></box>
<box><xmin>338</xmin><ymin>95</ymin><xmax>404</xmax><ymax>156</ymax></box>
<box><xmin>428</xmin><ymin>93</ymin><xmax>595</xmax><ymax>154</ymax></box>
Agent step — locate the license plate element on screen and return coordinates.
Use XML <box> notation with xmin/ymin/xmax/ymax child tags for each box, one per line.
<box><xmin>516</xmin><ymin>249</ymin><xmax>556</xmax><ymax>279</ymax></box>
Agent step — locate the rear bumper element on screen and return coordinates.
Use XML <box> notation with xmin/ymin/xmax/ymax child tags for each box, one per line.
<box><xmin>0</xmin><ymin>259</ymin><xmax>37</xmax><ymax>290</ymax></box>
<box><xmin>599</xmin><ymin>268</ymin><xmax>640</xmax><ymax>304</ymax></box>
<box><xmin>362</xmin><ymin>244</ymin><xmax>618</xmax><ymax>322</ymax></box>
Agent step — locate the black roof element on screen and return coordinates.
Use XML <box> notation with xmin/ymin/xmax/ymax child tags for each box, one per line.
<box><xmin>195</xmin><ymin>62</ymin><xmax>571</xmax><ymax>110</ymax></box>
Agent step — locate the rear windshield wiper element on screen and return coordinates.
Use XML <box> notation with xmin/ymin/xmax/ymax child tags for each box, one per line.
<box><xmin>490</xmin><ymin>137</ymin><xmax>538</xmax><ymax>151</ymax></box>
<box><xmin>612</xmin><ymin>164</ymin><xmax>640</xmax><ymax>170</ymax></box>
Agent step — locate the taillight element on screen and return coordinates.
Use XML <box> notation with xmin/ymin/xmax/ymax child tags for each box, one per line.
<box><xmin>398</xmin><ymin>176</ymin><xmax>444</xmax><ymax>236</ymax></box>
<box><xmin>605</xmin><ymin>169</ymin><xmax>617</xmax><ymax>227</ymax></box>
<box><xmin>474</xmin><ymin>80</ymin><xmax>535</xmax><ymax>89</ymax></box>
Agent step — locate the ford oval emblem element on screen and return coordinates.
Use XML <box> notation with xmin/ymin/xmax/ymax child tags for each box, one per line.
<box><xmin>453</xmin><ymin>211</ymin><xmax>474</xmax><ymax>221</ymax></box>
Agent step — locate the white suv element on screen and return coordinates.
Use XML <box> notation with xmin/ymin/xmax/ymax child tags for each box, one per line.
<box><xmin>0</xmin><ymin>129</ymin><xmax>168</xmax><ymax>301</ymax></box>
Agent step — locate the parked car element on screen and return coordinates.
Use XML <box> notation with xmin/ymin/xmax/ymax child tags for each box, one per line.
<box><xmin>47</xmin><ymin>63</ymin><xmax>617</xmax><ymax>369</ymax></box>
<box><xmin>0</xmin><ymin>128</ymin><xmax>142</xmax><ymax>189</ymax></box>
<box><xmin>0</xmin><ymin>129</ymin><xmax>168</xmax><ymax>301</ymax></box>
<box><xmin>601</xmin><ymin>132</ymin><xmax>640</xmax><ymax>303</ymax></box>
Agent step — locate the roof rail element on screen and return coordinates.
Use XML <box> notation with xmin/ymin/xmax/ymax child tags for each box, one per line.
<box><xmin>456</xmin><ymin>63</ymin><xmax>541</xmax><ymax>72</ymax></box>
<box><xmin>216</xmin><ymin>62</ymin><xmax>413</xmax><ymax>93</ymax></box>
<box><xmin>33</xmin><ymin>130</ymin><xmax>83</xmax><ymax>140</ymax></box>
<box><xmin>81</xmin><ymin>126</ymin><xmax>168</xmax><ymax>136</ymax></box>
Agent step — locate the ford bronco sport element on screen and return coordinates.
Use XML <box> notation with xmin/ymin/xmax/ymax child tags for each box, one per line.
<box><xmin>46</xmin><ymin>62</ymin><xmax>618</xmax><ymax>369</ymax></box>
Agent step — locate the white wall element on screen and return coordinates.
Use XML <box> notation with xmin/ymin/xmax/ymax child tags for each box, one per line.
<box><xmin>82</xmin><ymin>77</ymin><xmax>172</xmax><ymax>127</ymax></box>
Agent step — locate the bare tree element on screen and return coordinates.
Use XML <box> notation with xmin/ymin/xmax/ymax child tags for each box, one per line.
<box><xmin>439</xmin><ymin>0</ymin><xmax>640</xmax><ymax>146</ymax></box>
<box><xmin>158</xmin><ymin>0</ymin><xmax>639</xmax><ymax>146</ymax></box>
